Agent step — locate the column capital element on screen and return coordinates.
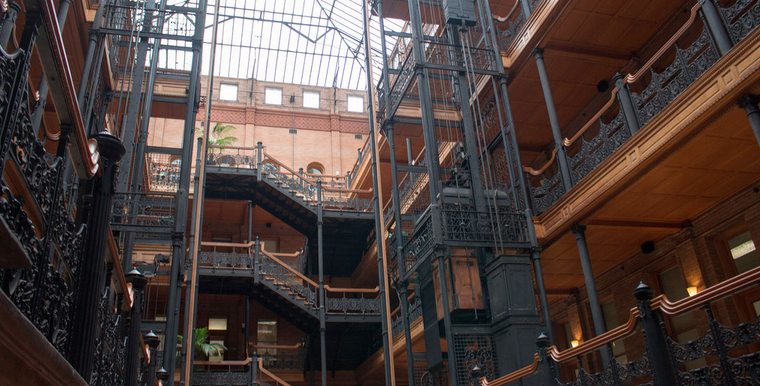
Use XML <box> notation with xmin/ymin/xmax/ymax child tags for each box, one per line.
<box><xmin>570</xmin><ymin>224</ymin><xmax>586</xmax><ymax>234</ymax></box>
<box><xmin>93</xmin><ymin>132</ymin><xmax>125</xmax><ymax>162</ymax></box>
<box><xmin>533</xmin><ymin>47</ymin><xmax>544</xmax><ymax>59</ymax></box>
<box><xmin>737</xmin><ymin>94</ymin><xmax>759</xmax><ymax>110</ymax></box>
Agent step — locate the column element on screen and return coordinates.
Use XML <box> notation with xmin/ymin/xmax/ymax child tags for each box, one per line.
<box><xmin>700</xmin><ymin>0</ymin><xmax>733</xmax><ymax>55</ymax></box>
<box><xmin>125</xmin><ymin>269</ymin><xmax>147</xmax><ymax>386</ymax></box>
<box><xmin>613</xmin><ymin>73</ymin><xmax>641</xmax><ymax>135</ymax></box>
<box><xmin>738</xmin><ymin>95</ymin><xmax>760</xmax><ymax>147</ymax></box>
<box><xmin>571</xmin><ymin>225</ymin><xmax>610</xmax><ymax>367</ymax></box>
<box><xmin>68</xmin><ymin>132</ymin><xmax>125</xmax><ymax>380</ymax></box>
<box><xmin>534</xmin><ymin>48</ymin><xmax>573</xmax><ymax>191</ymax></box>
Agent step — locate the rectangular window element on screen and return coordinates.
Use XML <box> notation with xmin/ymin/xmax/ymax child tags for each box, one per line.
<box><xmin>729</xmin><ymin>231</ymin><xmax>759</xmax><ymax>273</ymax></box>
<box><xmin>303</xmin><ymin>91</ymin><xmax>320</xmax><ymax>108</ymax></box>
<box><xmin>347</xmin><ymin>95</ymin><xmax>364</xmax><ymax>112</ymax></box>
<box><xmin>219</xmin><ymin>83</ymin><xmax>238</xmax><ymax>101</ymax></box>
<box><xmin>265</xmin><ymin>88</ymin><xmax>282</xmax><ymax>105</ymax></box>
<box><xmin>208</xmin><ymin>317</ymin><xmax>228</xmax><ymax>331</ymax></box>
<box><xmin>257</xmin><ymin>320</ymin><xmax>278</xmax><ymax>366</ymax></box>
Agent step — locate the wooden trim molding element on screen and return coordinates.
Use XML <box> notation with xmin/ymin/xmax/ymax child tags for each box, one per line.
<box><xmin>501</xmin><ymin>0</ymin><xmax>572</xmax><ymax>72</ymax></box>
<box><xmin>0</xmin><ymin>291</ymin><xmax>87</xmax><ymax>386</ymax></box>
<box><xmin>533</xmin><ymin>26</ymin><xmax>760</xmax><ymax>243</ymax></box>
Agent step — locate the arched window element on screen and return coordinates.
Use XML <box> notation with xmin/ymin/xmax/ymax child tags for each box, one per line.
<box><xmin>307</xmin><ymin>162</ymin><xmax>324</xmax><ymax>175</ymax></box>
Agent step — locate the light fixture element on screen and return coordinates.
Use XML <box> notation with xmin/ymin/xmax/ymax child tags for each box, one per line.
<box><xmin>571</xmin><ymin>339</ymin><xmax>580</xmax><ymax>348</ymax></box>
<box><xmin>687</xmin><ymin>286</ymin><xmax>698</xmax><ymax>297</ymax></box>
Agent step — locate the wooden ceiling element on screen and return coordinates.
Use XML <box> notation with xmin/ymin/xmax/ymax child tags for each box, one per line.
<box><xmin>539</xmin><ymin>98</ymin><xmax>760</xmax><ymax>297</ymax></box>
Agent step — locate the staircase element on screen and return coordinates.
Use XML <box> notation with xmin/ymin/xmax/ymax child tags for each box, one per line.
<box><xmin>197</xmin><ymin>242</ymin><xmax>381</xmax><ymax>323</ymax></box>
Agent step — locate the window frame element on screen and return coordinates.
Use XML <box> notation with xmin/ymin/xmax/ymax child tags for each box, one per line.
<box><xmin>219</xmin><ymin>83</ymin><xmax>238</xmax><ymax>102</ymax></box>
<box><xmin>264</xmin><ymin>87</ymin><xmax>283</xmax><ymax>105</ymax></box>
<box><xmin>303</xmin><ymin>90</ymin><xmax>320</xmax><ymax>109</ymax></box>
<box><xmin>347</xmin><ymin>95</ymin><xmax>364</xmax><ymax>113</ymax></box>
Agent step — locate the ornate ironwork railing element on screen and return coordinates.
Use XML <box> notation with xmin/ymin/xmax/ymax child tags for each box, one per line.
<box><xmin>206</xmin><ymin>145</ymin><xmax>258</xmax><ymax>169</ymax></box>
<box><xmin>192</xmin><ymin>359</ymin><xmax>254</xmax><ymax>386</ymax></box>
<box><xmin>0</xmin><ymin>25</ymin><xmax>89</xmax><ymax>368</ymax></box>
<box><xmin>523</xmin><ymin>1</ymin><xmax>744</xmax><ymax>214</ymax></box>
<box><xmin>480</xmin><ymin>265</ymin><xmax>760</xmax><ymax>386</ymax></box>
<box><xmin>146</xmin><ymin>152</ymin><xmax>181</xmax><ymax>192</ymax></box>
<box><xmin>90</xmin><ymin>289</ymin><xmax>127</xmax><ymax>385</ymax></box>
<box><xmin>423</xmin><ymin>41</ymin><xmax>499</xmax><ymax>74</ymax></box>
<box><xmin>391</xmin><ymin>294</ymin><xmax>422</xmax><ymax>337</ymax></box>
<box><xmin>718</xmin><ymin>0</ymin><xmax>760</xmax><ymax>45</ymax></box>
<box><xmin>492</xmin><ymin>1</ymin><xmax>527</xmax><ymax>51</ymax></box>
<box><xmin>111</xmin><ymin>192</ymin><xmax>177</xmax><ymax>231</ymax></box>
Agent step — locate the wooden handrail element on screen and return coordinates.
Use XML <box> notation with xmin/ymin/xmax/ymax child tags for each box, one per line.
<box><xmin>260</xmin><ymin>249</ymin><xmax>319</xmax><ymax>288</ymax></box>
<box><xmin>492</xmin><ymin>0</ymin><xmax>521</xmax><ymax>24</ymax></box>
<box><xmin>269</xmin><ymin>250</ymin><xmax>302</xmax><ymax>258</ymax></box>
<box><xmin>325</xmin><ymin>286</ymin><xmax>379</xmax><ymax>294</ymax></box>
<box><xmin>522</xmin><ymin>148</ymin><xmax>557</xmax><ymax>176</ymax></box>
<box><xmin>625</xmin><ymin>3</ymin><xmax>702</xmax><ymax>84</ymax></box>
<box><xmin>201</xmin><ymin>241</ymin><xmax>255</xmax><ymax>248</ymax></box>
<box><xmin>562</xmin><ymin>87</ymin><xmax>620</xmax><ymax>147</ymax></box>
<box><xmin>258</xmin><ymin>358</ymin><xmax>291</xmax><ymax>386</ymax></box>
<box><xmin>481</xmin><ymin>354</ymin><xmax>540</xmax><ymax>386</ymax></box>
<box><xmin>194</xmin><ymin>358</ymin><xmax>253</xmax><ymax>367</ymax></box>
<box><xmin>207</xmin><ymin>145</ymin><xmax>259</xmax><ymax>151</ymax></box>
<box><xmin>254</xmin><ymin>342</ymin><xmax>303</xmax><ymax>350</ymax></box>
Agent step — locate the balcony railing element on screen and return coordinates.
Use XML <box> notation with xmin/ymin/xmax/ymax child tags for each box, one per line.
<box><xmin>525</xmin><ymin>0</ymin><xmax>756</xmax><ymax>214</ymax></box>
<box><xmin>481</xmin><ymin>265</ymin><xmax>760</xmax><ymax>386</ymax></box>
<box><xmin>401</xmin><ymin>205</ymin><xmax>531</xmax><ymax>279</ymax></box>
<box><xmin>204</xmin><ymin>144</ymin><xmax>373</xmax><ymax>212</ymax></box>
<box><xmin>111</xmin><ymin>192</ymin><xmax>177</xmax><ymax>232</ymax></box>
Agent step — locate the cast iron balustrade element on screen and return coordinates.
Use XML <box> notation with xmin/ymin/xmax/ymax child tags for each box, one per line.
<box><xmin>391</xmin><ymin>294</ymin><xmax>422</xmax><ymax>337</ymax></box>
<box><xmin>525</xmin><ymin>1</ymin><xmax>751</xmax><ymax>214</ymax></box>
<box><xmin>0</xmin><ymin>28</ymin><xmax>89</xmax><ymax>366</ymax></box>
<box><xmin>402</xmin><ymin>205</ymin><xmax>530</xmax><ymax>280</ymax></box>
<box><xmin>90</xmin><ymin>289</ymin><xmax>127</xmax><ymax>385</ymax></box>
<box><xmin>111</xmin><ymin>191</ymin><xmax>177</xmax><ymax>232</ymax></box>
<box><xmin>718</xmin><ymin>0</ymin><xmax>760</xmax><ymax>44</ymax></box>
<box><xmin>385</xmin><ymin>51</ymin><xmax>417</xmax><ymax>123</ymax></box>
<box><xmin>492</xmin><ymin>1</ymin><xmax>528</xmax><ymax>52</ymax></box>
<box><xmin>205</xmin><ymin>143</ymin><xmax>372</xmax><ymax>212</ymax></box>
<box><xmin>192</xmin><ymin>358</ymin><xmax>255</xmax><ymax>386</ymax></box>
<box><xmin>480</xmin><ymin>265</ymin><xmax>760</xmax><ymax>386</ymax></box>
<box><xmin>422</xmin><ymin>41</ymin><xmax>499</xmax><ymax>74</ymax></box>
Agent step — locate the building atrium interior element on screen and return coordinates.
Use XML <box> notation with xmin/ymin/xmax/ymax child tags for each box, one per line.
<box><xmin>1</xmin><ymin>0</ymin><xmax>760</xmax><ymax>385</ymax></box>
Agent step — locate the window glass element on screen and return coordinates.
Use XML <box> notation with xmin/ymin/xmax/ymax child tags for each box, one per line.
<box><xmin>257</xmin><ymin>320</ymin><xmax>278</xmax><ymax>366</ymax></box>
<box><xmin>209</xmin><ymin>339</ymin><xmax>225</xmax><ymax>362</ymax></box>
<box><xmin>307</xmin><ymin>162</ymin><xmax>324</xmax><ymax>175</ymax></box>
<box><xmin>219</xmin><ymin>83</ymin><xmax>238</xmax><ymax>101</ymax></box>
<box><xmin>265</xmin><ymin>88</ymin><xmax>282</xmax><ymax>105</ymax></box>
<box><xmin>729</xmin><ymin>231</ymin><xmax>759</xmax><ymax>273</ymax></box>
<box><xmin>347</xmin><ymin>95</ymin><xmax>364</xmax><ymax>112</ymax></box>
<box><xmin>303</xmin><ymin>91</ymin><xmax>320</xmax><ymax>108</ymax></box>
<box><xmin>209</xmin><ymin>318</ymin><xmax>227</xmax><ymax>331</ymax></box>
<box><xmin>753</xmin><ymin>300</ymin><xmax>760</xmax><ymax>317</ymax></box>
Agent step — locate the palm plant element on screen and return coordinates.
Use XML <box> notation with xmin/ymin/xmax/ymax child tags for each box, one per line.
<box><xmin>197</xmin><ymin>122</ymin><xmax>238</xmax><ymax>153</ymax></box>
<box><xmin>177</xmin><ymin>327</ymin><xmax>227</xmax><ymax>360</ymax></box>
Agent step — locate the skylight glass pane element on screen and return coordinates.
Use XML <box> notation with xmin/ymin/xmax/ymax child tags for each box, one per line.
<box><xmin>265</xmin><ymin>88</ymin><xmax>282</xmax><ymax>105</ymax></box>
<box><xmin>347</xmin><ymin>95</ymin><xmax>363</xmax><ymax>112</ymax></box>
<box><xmin>303</xmin><ymin>91</ymin><xmax>320</xmax><ymax>108</ymax></box>
<box><xmin>219</xmin><ymin>83</ymin><xmax>238</xmax><ymax>101</ymax></box>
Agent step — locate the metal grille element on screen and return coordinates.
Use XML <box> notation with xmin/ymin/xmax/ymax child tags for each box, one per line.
<box><xmin>453</xmin><ymin>334</ymin><xmax>498</xmax><ymax>385</ymax></box>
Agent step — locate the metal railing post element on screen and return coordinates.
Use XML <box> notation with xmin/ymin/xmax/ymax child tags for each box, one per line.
<box><xmin>256</xmin><ymin>141</ymin><xmax>263</xmax><ymax>179</ymax></box>
<box><xmin>634</xmin><ymin>283</ymin><xmax>678</xmax><ymax>385</ymax></box>
<box><xmin>613</xmin><ymin>73</ymin><xmax>641</xmax><ymax>135</ymax></box>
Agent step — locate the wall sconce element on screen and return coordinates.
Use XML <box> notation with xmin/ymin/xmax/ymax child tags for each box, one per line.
<box><xmin>571</xmin><ymin>339</ymin><xmax>580</xmax><ymax>348</ymax></box>
<box><xmin>687</xmin><ymin>286</ymin><xmax>698</xmax><ymax>297</ymax></box>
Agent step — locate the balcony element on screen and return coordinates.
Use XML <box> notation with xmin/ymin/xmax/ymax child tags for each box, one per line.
<box><xmin>524</xmin><ymin>0</ymin><xmax>760</xmax><ymax>219</ymax></box>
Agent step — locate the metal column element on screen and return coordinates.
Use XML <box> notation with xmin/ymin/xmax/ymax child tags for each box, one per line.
<box><xmin>317</xmin><ymin>180</ymin><xmax>327</xmax><ymax>386</ymax></box>
<box><xmin>572</xmin><ymin>225</ymin><xmax>610</xmax><ymax>366</ymax></box>
<box><xmin>739</xmin><ymin>95</ymin><xmax>760</xmax><ymax>147</ymax></box>
<box><xmin>162</xmin><ymin>0</ymin><xmax>207</xmax><ymax>376</ymax></box>
<box><xmin>534</xmin><ymin>48</ymin><xmax>573</xmax><ymax>191</ymax></box>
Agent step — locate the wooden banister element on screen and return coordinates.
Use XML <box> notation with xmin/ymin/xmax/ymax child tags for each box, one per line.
<box><xmin>562</xmin><ymin>87</ymin><xmax>620</xmax><ymax>147</ymax></box>
<box><xmin>258</xmin><ymin>358</ymin><xmax>291</xmax><ymax>386</ymax></box>
<box><xmin>201</xmin><ymin>241</ymin><xmax>255</xmax><ymax>248</ymax></box>
<box><xmin>625</xmin><ymin>3</ymin><xmax>703</xmax><ymax>85</ymax></box>
<box><xmin>193</xmin><ymin>358</ymin><xmax>252</xmax><ymax>367</ymax></box>
<box><xmin>522</xmin><ymin>148</ymin><xmax>557</xmax><ymax>176</ymax></box>
<box><xmin>325</xmin><ymin>286</ymin><xmax>380</xmax><ymax>294</ymax></box>
<box><xmin>260</xmin><ymin>250</ymin><xmax>319</xmax><ymax>288</ymax></box>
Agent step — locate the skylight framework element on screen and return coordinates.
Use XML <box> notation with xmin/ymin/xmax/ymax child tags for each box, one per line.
<box><xmin>155</xmin><ymin>0</ymin><xmax>405</xmax><ymax>90</ymax></box>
